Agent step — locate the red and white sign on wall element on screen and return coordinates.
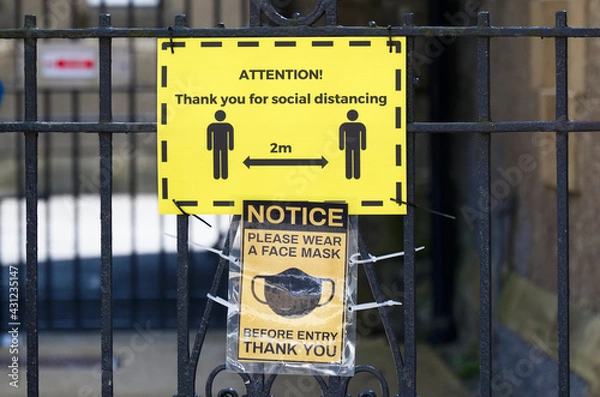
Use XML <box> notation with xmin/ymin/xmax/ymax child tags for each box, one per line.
<box><xmin>17</xmin><ymin>40</ymin><xmax>131</xmax><ymax>88</ymax></box>
<box><xmin>41</xmin><ymin>46</ymin><xmax>98</xmax><ymax>79</ymax></box>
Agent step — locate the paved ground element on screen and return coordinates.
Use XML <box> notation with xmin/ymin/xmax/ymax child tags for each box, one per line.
<box><xmin>493</xmin><ymin>326</ymin><xmax>589</xmax><ymax>397</ymax></box>
<box><xmin>1</xmin><ymin>329</ymin><xmax>467</xmax><ymax>397</ymax></box>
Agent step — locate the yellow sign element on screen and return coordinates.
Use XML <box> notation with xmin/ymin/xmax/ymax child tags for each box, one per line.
<box><xmin>157</xmin><ymin>37</ymin><xmax>406</xmax><ymax>215</ymax></box>
<box><xmin>236</xmin><ymin>200</ymin><xmax>349</xmax><ymax>367</ymax></box>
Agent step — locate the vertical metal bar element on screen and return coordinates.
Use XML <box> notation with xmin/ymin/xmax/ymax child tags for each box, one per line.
<box><xmin>402</xmin><ymin>12</ymin><xmax>416</xmax><ymax>397</ymax></box>
<box><xmin>177</xmin><ymin>215</ymin><xmax>192</xmax><ymax>397</ymax></box>
<box><xmin>24</xmin><ymin>13</ymin><xmax>39</xmax><ymax>397</ymax></box>
<box><xmin>159</xmin><ymin>214</ymin><xmax>168</xmax><ymax>327</ymax></box>
<box><xmin>185</xmin><ymin>0</ymin><xmax>192</xmax><ymax>25</ymax></box>
<box><xmin>171</xmin><ymin>14</ymin><xmax>189</xmax><ymax>338</ymax></box>
<box><xmin>99</xmin><ymin>13</ymin><xmax>114</xmax><ymax>397</ymax></box>
<box><xmin>156</xmin><ymin>0</ymin><xmax>165</xmax><ymax>27</ymax></box>
<box><xmin>176</xmin><ymin>14</ymin><xmax>191</xmax><ymax>392</ymax></box>
<box><xmin>127</xmin><ymin>0</ymin><xmax>135</xmax><ymax>27</ymax></box>
<box><xmin>555</xmin><ymin>10</ymin><xmax>570</xmax><ymax>397</ymax></box>
<box><xmin>100</xmin><ymin>0</ymin><xmax>108</xmax><ymax>15</ymax></box>
<box><xmin>214</xmin><ymin>0</ymin><xmax>222</xmax><ymax>24</ymax></box>
<box><xmin>14</xmin><ymin>0</ymin><xmax>21</xmax><ymax>28</ymax></box>
<box><xmin>249</xmin><ymin>0</ymin><xmax>260</xmax><ymax>27</ymax></box>
<box><xmin>477</xmin><ymin>12</ymin><xmax>492</xmax><ymax>397</ymax></box>
<box><xmin>42</xmin><ymin>0</ymin><xmax>50</xmax><ymax>27</ymax></box>
<box><xmin>71</xmin><ymin>0</ymin><xmax>80</xmax><ymax>27</ymax></box>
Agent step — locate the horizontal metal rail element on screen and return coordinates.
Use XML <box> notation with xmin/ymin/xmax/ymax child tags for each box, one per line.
<box><xmin>2</xmin><ymin>25</ymin><xmax>600</xmax><ymax>39</ymax></box>
<box><xmin>1</xmin><ymin>121</ymin><xmax>599</xmax><ymax>134</ymax></box>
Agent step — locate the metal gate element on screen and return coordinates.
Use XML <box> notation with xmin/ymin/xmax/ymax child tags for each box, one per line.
<box><xmin>0</xmin><ymin>0</ymin><xmax>594</xmax><ymax>396</ymax></box>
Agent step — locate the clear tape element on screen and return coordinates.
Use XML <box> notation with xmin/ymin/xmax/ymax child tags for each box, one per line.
<box><xmin>348</xmin><ymin>246</ymin><xmax>425</xmax><ymax>265</ymax></box>
<box><xmin>348</xmin><ymin>300</ymin><xmax>402</xmax><ymax>312</ymax></box>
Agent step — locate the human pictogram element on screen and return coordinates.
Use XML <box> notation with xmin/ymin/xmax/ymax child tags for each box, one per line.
<box><xmin>339</xmin><ymin>109</ymin><xmax>366</xmax><ymax>179</ymax></box>
<box><xmin>207</xmin><ymin>110</ymin><xmax>234</xmax><ymax>180</ymax></box>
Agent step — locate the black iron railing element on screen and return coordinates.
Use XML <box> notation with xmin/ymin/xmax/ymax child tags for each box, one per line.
<box><xmin>0</xmin><ymin>0</ymin><xmax>594</xmax><ymax>396</ymax></box>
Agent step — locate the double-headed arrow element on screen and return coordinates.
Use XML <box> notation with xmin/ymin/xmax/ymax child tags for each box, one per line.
<box><xmin>243</xmin><ymin>156</ymin><xmax>328</xmax><ymax>168</ymax></box>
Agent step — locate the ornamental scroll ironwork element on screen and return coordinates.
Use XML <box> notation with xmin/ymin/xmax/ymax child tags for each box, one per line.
<box><xmin>192</xmin><ymin>216</ymin><xmax>403</xmax><ymax>397</ymax></box>
<box><xmin>249</xmin><ymin>0</ymin><xmax>338</xmax><ymax>26</ymax></box>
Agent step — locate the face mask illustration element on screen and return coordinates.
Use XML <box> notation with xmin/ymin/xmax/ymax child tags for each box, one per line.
<box><xmin>251</xmin><ymin>268</ymin><xmax>335</xmax><ymax>318</ymax></box>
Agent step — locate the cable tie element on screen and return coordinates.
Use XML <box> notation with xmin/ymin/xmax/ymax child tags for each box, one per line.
<box><xmin>349</xmin><ymin>246</ymin><xmax>425</xmax><ymax>265</ymax></box>
<box><xmin>172</xmin><ymin>199</ymin><xmax>212</xmax><ymax>227</ymax></box>
<box><xmin>168</xmin><ymin>26</ymin><xmax>175</xmax><ymax>54</ymax></box>
<box><xmin>189</xmin><ymin>241</ymin><xmax>239</xmax><ymax>263</ymax></box>
<box><xmin>349</xmin><ymin>300</ymin><xmax>402</xmax><ymax>312</ymax></box>
<box><xmin>165</xmin><ymin>233</ymin><xmax>239</xmax><ymax>263</ymax></box>
<box><xmin>207</xmin><ymin>294</ymin><xmax>237</xmax><ymax>312</ymax></box>
<box><xmin>390</xmin><ymin>197</ymin><xmax>456</xmax><ymax>220</ymax></box>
